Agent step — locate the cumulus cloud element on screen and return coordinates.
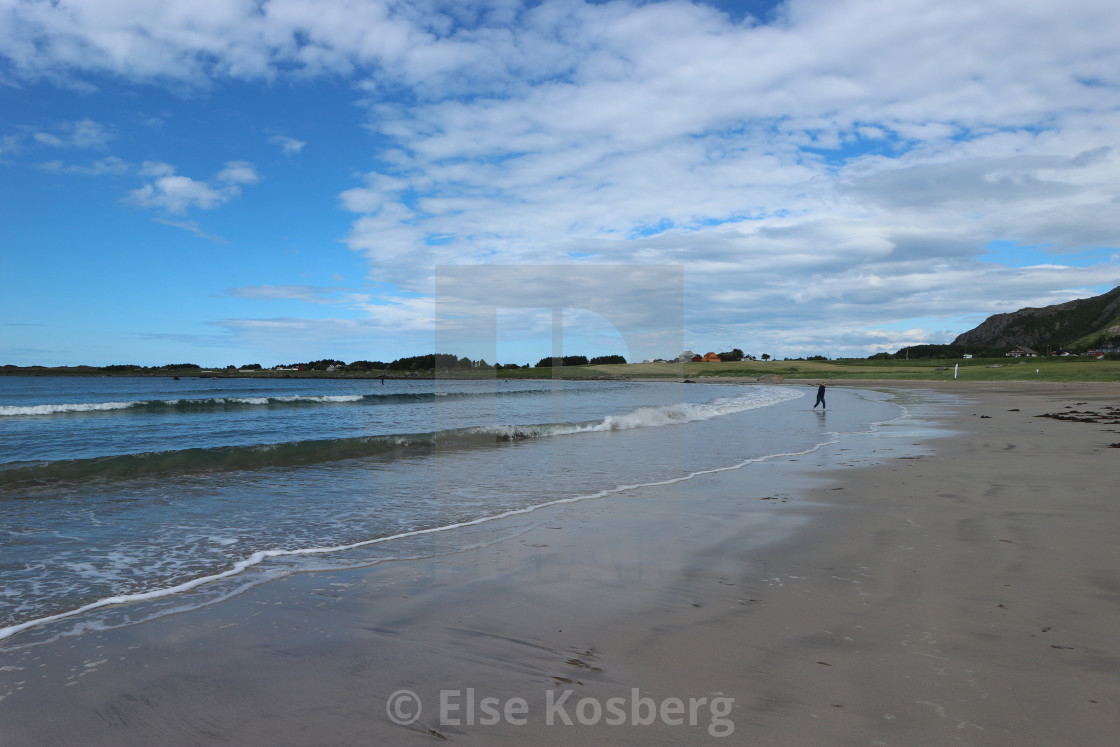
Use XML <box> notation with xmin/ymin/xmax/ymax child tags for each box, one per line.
<box><xmin>6</xmin><ymin>0</ymin><xmax>1120</xmax><ymax>357</ymax></box>
<box><xmin>30</xmin><ymin>118</ymin><xmax>113</xmax><ymax>149</ymax></box>
<box><xmin>269</xmin><ymin>134</ymin><xmax>306</xmax><ymax>154</ymax></box>
<box><xmin>4</xmin><ymin>118</ymin><xmax>113</xmax><ymax>156</ymax></box>
<box><xmin>216</xmin><ymin>160</ymin><xmax>260</xmax><ymax>185</ymax></box>
<box><xmin>128</xmin><ymin>160</ymin><xmax>259</xmax><ymax>213</ymax></box>
<box><xmin>0</xmin><ymin>0</ymin><xmax>429</xmax><ymax>83</ymax></box>
<box><xmin>330</xmin><ymin>0</ymin><xmax>1120</xmax><ymax>355</ymax></box>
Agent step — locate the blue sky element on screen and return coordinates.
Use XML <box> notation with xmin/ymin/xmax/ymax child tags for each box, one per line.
<box><xmin>3</xmin><ymin>0</ymin><xmax>1120</xmax><ymax>367</ymax></box>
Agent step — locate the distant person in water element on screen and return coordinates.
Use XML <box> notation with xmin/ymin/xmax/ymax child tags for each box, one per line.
<box><xmin>812</xmin><ymin>381</ymin><xmax>827</xmax><ymax>411</ymax></box>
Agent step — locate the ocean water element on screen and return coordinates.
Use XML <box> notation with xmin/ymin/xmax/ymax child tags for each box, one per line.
<box><xmin>0</xmin><ymin>375</ymin><xmax>902</xmax><ymax>648</ymax></box>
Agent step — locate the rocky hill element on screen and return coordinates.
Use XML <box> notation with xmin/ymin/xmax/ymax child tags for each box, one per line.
<box><xmin>952</xmin><ymin>285</ymin><xmax>1120</xmax><ymax>352</ymax></box>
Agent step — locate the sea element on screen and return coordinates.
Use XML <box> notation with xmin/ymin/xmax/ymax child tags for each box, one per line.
<box><xmin>0</xmin><ymin>374</ymin><xmax>906</xmax><ymax>649</ymax></box>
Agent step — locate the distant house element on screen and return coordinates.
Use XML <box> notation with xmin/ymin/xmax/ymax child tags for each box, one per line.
<box><xmin>678</xmin><ymin>350</ymin><xmax>696</xmax><ymax>362</ymax></box>
<box><xmin>1005</xmin><ymin>346</ymin><xmax>1039</xmax><ymax>357</ymax></box>
<box><xmin>690</xmin><ymin>355</ymin><xmax>703</xmax><ymax>362</ymax></box>
<box><xmin>703</xmin><ymin>352</ymin><xmax>721</xmax><ymax>362</ymax></box>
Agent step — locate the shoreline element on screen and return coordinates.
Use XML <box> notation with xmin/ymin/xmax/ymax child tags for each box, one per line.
<box><xmin>3</xmin><ymin>383</ymin><xmax>1119</xmax><ymax>743</ymax></box>
<box><xmin>0</xmin><ymin>384</ymin><xmax>871</xmax><ymax>650</ymax></box>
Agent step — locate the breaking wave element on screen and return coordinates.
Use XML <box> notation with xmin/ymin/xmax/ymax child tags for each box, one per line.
<box><xmin>0</xmin><ymin>389</ymin><xmax>801</xmax><ymax>489</ymax></box>
<box><xmin>0</xmin><ymin>390</ymin><xmax>517</xmax><ymax>417</ymax></box>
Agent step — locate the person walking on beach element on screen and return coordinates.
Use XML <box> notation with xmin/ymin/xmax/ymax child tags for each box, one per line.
<box><xmin>812</xmin><ymin>381</ymin><xmax>827</xmax><ymax>411</ymax></box>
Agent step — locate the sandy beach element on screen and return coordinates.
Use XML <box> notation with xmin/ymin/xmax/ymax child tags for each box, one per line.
<box><xmin>2</xmin><ymin>382</ymin><xmax>1119</xmax><ymax>745</ymax></box>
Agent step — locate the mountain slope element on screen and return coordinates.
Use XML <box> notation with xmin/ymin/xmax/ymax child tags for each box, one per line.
<box><xmin>952</xmin><ymin>286</ymin><xmax>1120</xmax><ymax>352</ymax></box>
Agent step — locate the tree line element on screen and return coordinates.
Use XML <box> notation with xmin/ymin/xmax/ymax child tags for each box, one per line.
<box><xmin>4</xmin><ymin>354</ymin><xmax>632</xmax><ymax>374</ymax></box>
<box><xmin>282</xmin><ymin>353</ymin><xmax>630</xmax><ymax>372</ymax></box>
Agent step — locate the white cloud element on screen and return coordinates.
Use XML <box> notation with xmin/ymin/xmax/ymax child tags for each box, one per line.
<box><xmin>153</xmin><ymin>218</ymin><xmax>229</xmax><ymax>243</ymax></box>
<box><xmin>33</xmin><ymin>132</ymin><xmax>64</xmax><ymax>147</ymax></box>
<box><xmin>0</xmin><ymin>0</ymin><xmax>431</xmax><ymax>83</ymax></box>
<box><xmin>206</xmin><ymin>305</ymin><xmax>436</xmax><ymax>361</ymax></box>
<box><xmin>5</xmin><ymin>1</ymin><xmax>1120</xmax><ymax>357</ymax></box>
<box><xmin>130</xmin><ymin>174</ymin><xmax>226</xmax><ymax>213</ymax></box>
<box><xmin>37</xmin><ymin>155</ymin><xmax>128</xmax><ymax>175</ymax></box>
<box><xmin>129</xmin><ymin>160</ymin><xmax>259</xmax><ymax>213</ymax></box>
<box><xmin>227</xmin><ymin>284</ymin><xmax>365</xmax><ymax>304</ymax></box>
<box><xmin>328</xmin><ymin>0</ymin><xmax>1120</xmax><ymax>356</ymax></box>
<box><xmin>216</xmin><ymin>160</ymin><xmax>260</xmax><ymax>186</ymax></box>
<box><xmin>31</xmin><ymin>118</ymin><xmax>113</xmax><ymax>149</ymax></box>
<box><xmin>269</xmin><ymin>134</ymin><xmax>306</xmax><ymax>154</ymax></box>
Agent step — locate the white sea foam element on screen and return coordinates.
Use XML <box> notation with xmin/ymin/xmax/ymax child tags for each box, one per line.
<box><xmin>0</xmin><ymin>424</ymin><xmax>837</xmax><ymax>646</ymax></box>
<box><xmin>269</xmin><ymin>395</ymin><xmax>364</xmax><ymax>403</ymax></box>
<box><xmin>480</xmin><ymin>388</ymin><xmax>804</xmax><ymax>438</ymax></box>
<box><xmin>0</xmin><ymin>393</ymin><xmax>368</xmax><ymax>416</ymax></box>
<box><xmin>0</xmin><ymin>388</ymin><xmax>823</xmax><ymax>646</ymax></box>
<box><xmin>591</xmin><ymin>390</ymin><xmax>801</xmax><ymax>431</ymax></box>
<box><xmin>0</xmin><ymin>385</ymin><xmax>918</xmax><ymax>649</ymax></box>
<box><xmin>0</xmin><ymin>401</ymin><xmax>137</xmax><ymax>416</ymax></box>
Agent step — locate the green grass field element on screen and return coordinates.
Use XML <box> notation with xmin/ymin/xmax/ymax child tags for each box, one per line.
<box><xmin>438</xmin><ymin>355</ymin><xmax>1120</xmax><ymax>382</ymax></box>
<box><xmin>573</xmin><ymin>356</ymin><xmax>1120</xmax><ymax>382</ymax></box>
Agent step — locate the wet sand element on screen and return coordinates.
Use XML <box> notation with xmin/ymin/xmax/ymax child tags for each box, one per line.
<box><xmin>2</xmin><ymin>382</ymin><xmax>1119</xmax><ymax>745</ymax></box>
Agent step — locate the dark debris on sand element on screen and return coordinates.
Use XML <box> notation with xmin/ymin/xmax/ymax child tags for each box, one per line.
<box><xmin>1036</xmin><ymin>408</ymin><xmax>1120</xmax><ymax>425</ymax></box>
